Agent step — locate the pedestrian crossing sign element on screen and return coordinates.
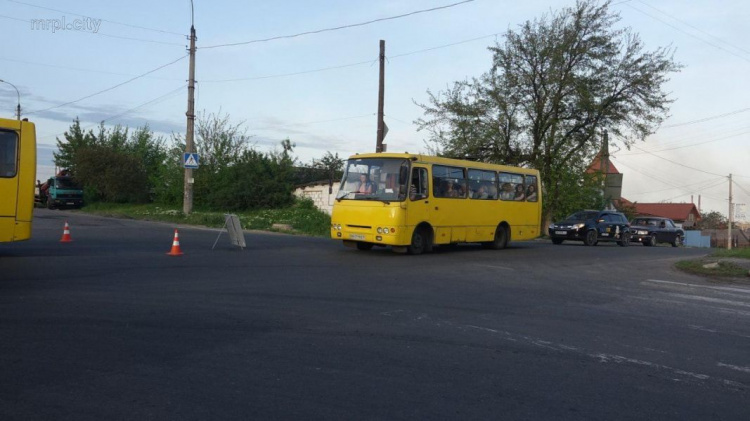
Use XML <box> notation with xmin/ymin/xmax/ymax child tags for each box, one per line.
<box><xmin>183</xmin><ymin>153</ymin><xmax>199</xmax><ymax>169</ymax></box>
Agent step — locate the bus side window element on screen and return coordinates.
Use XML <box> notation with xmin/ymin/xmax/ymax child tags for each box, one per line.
<box><xmin>0</xmin><ymin>131</ymin><xmax>18</xmax><ymax>178</ymax></box>
<box><xmin>410</xmin><ymin>168</ymin><xmax>428</xmax><ymax>200</ymax></box>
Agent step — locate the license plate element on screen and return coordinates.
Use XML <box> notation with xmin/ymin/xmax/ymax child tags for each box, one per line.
<box><xmin>601</xmin><ymin>233</ymin><xmax>609</xmax><ymax>236</ymax></box>
<box><xmin>66</xmin><ymin>202</ymin><xmax>75</xmax><ymax>205</ymax></box>
<box><xmin>349</xmin><ymin>234</ymin><xmax>365</xmax><ymax>240</ymax></box>
<box><xmin>555</xmin><ymin>231</ymin><xmax>567</xmax><ymax>235</ymax></box>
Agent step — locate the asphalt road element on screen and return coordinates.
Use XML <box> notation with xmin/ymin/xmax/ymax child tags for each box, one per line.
<box><xmin>2</xmin><ymin>209</ymin><xmax>749</xmax><ymax>420</ymax></box>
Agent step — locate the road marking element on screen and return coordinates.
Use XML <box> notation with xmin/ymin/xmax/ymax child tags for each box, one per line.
<box><xmin>645</xmin><ymin>279</ymin><xmax>750</xmax><ymax>295</ymax></box>
<box><xmin>718</xmin><ymin>362</ymin><xmax>750</xmax><ymax>374</ymax></box>
<box><xmin>476</xmin><ymin>264</ymin><xmax>514</xmax><ymax>271</ymax></box>
<box><xmin>382</xmin><ymin>309</ymin><xmax>749</xmax><ymax>391</ymax></box>
<box><xmin>667</xmin><ymin>293</ymin><xmax>750</xmax><ymax>308</ymax></box>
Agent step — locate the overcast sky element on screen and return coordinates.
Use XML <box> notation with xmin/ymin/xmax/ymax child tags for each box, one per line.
<box><xmin>1</xmin><ymin>0</ymin><xmax>748</xmax><ymax>218</ymax></box>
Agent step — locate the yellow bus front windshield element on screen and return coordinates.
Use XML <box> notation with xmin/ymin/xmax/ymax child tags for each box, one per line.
<box><xmin>337</xmin><ymin>157</ymin><xmax>410</xmax><ymax>203</ymax></box>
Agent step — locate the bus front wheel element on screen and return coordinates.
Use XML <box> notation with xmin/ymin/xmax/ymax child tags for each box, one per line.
<box><xmin>408</xmin><ymin>227</ymin><xmax>430</xmax><ymax>255</ymax></box>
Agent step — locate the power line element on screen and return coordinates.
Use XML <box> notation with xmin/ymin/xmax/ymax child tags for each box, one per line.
<box><xmin>5</xmin><ymin>0</ymin><xmax>185</xmax><ymax>37</ymax></box>
<box><xmin>203</xmin><ymin>31</ymin><xmax>501</xmax><ymax>83</ymax></box>
<box><xmin>390</xmin><ymin>32</ymin><xmax>502</xmax><ymax>59</ymax></box>
<box><xmin>629</xmin><ymin>144</ymin><xmax>725</xmax><ymax>177</ymax></box>
<box><xmin>26</xmin><ymin>55</ymin><xmax>187</xmax><ymax>115</ymax></box>
<box><xmin>202</xmin><ymin>59</ymin><xmax>376</xmax><ymax>83</ymax></box>
<box><xmin>661</xmin><ymin>107</ymin><xmax>750</xmax><ymax>129</ymax></box>
<box><xmin>612</xmin><ymin>157</ymin><xmax>726</xmax><ymax>202</ymax></box>
<box><xmin>37</xmin><ymin>84</ymin><xmax>186</xmax><ymax>140</ymax></box>
<box><xmin>618</xmin><ymin>128</ymin><xmax>750</xmax><ymax>155</ymax></box>
<box><xmin>202</xmin><ymin>0</ymin><xmax>477</xmax><ymax>49</ymax></box>
<box><xmin>733</xmin><ymin>180</ymin><xmax>750</xmax><ymax>197</ymax></box>
<box><xmin>0</xmin><ymin>56</ymin><xmax>182</xmax><ymax>81</ymax></box>
<box><xmin>248</xmin><ymin>113</ymin><xmax>374</xmax><ymax>131</ymax></box>
<box><xmin>625</xmin><ymin>3</ymin><xmax>750</xmax><ymax>64</ymax></box>
<box><xmin>635</xmin><ymin>0</ymin><xmax>750</xmax><ymax>56</ymax></box>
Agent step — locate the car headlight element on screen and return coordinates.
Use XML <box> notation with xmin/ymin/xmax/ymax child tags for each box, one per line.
<box><xmin>549</xmin><ymin>224</ymin><xmax>555</xmax><ymax>230</ymax></box>
<box><xmin>573</xmin><ymin>223</ymin><xmax>585</xmax><ymax>229</ymax></box>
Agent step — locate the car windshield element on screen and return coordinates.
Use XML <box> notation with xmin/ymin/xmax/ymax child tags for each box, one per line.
<box><xmin>336</xmin><ymin>158</ymin><xmax>410</xmax><ymax>202</ymax></box>
<box><xmin>55</xmin><ymin>178</ymin><xmax>81</xmax><ymax>189</ymax></box>
<box><xmin>632</xmin><ymin>218</ymin><xmax>659</xmax><ymax>226</ymax></box>
<box><xmin>565</xmin><ymin>211</ymin><xmax>599</xmax><ymax>221</ymax></box>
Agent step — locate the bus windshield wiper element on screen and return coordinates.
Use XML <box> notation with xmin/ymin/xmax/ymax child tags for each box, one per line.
<box><xmin>336</xmin><ymin>191</ymin><xmax>352</xmax><ymax>202</ymax></box>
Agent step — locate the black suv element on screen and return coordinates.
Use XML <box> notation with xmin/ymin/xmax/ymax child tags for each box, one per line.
<box><xmin>629</xmin><ymin>217</ymin><xmax>684</xmax><ymax>247</ymax></box>
<box><xmin>549</xmin><ymin>210</ymin><xmax>631</xmax><ymax>246</ymax></box>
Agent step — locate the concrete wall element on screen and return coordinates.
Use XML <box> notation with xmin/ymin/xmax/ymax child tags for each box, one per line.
<box><xmin>294</xmin><ymin>182</ymin><xmax>340</xmax><ymax>215</ymax></box>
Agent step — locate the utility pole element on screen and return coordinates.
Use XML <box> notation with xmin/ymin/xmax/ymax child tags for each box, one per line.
<box><xmin>602</xmin><ymin>130</ymin><xmax>610</xmax><ymax>209</ymax></box>
<box><xmin>376</xmin><ymin>40</ymin><xmax>385</xmax><ymax>153</ymax></box>
<box><xmin>0</xmin><ymin>79</ymin><xmax>20</xmax><ymax>120</ymax></box>
<box><xmin>183</xmin><ymin>16</ymin><xmax>197</xmax><ymax>215</ymax></box>
<box><xmin>728</xmin><ymin>173</ymin><xmax>733</xmax><ymax>250</ymax></box>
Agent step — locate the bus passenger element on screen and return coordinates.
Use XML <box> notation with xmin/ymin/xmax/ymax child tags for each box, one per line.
<box><xmin>445</xmin><ymin>180</ymin><xmax>458</xmax><ymax>198</ymax></box>
<box><xmin>357</xmin><ymin>174</ymin><xmax>373</xmax><ymax>194</ymax></box>
<box><xmin>457</xmin><ymin>180</ymin><xmax>468</xmax><ymax>198</ymax></box>
<box><xmin>514</xmin><ymin>184</ymin><xmax>525</xmax><ymax>201</ymax></box>
<box><xmin>500</xmin><ymin>183</ymin><xmax>514</xmax><ymax>200</ymax></box>
<box><xmin>476</xmin><ymin>185</ymin><xmax>489</xmax><ymax>199</ymax></box>
<box><xmin>526</xmin><ymin>184</ymin><xmax>538</xmax><ymax>201</ymax></box>
<box><xmin>487</xmin><ymin>184</ymin><xmax>498</xmax><ymax>199</ymax></box>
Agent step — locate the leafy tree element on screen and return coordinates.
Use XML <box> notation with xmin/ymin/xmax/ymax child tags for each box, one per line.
<box><xmin>697</xmin><ymin>211</ymin><xmax>727</xmax><ymax>230</ymax></box>
<box><xmin>312</xmin><ymin>151</ymin><xmax>344</xmax><ymax>193</ymax></box>
<box><xmin>415</xmin><ymin>0</ymin><xmax>681</xmax><ymax>228</ymax></box>
<box><xmin>56</xmin><ymin>119</ymin><xmax>168</xmax><ymax>203</ymax></box>
<box><xmin>53</xmin><ymin>118</ymin><xmax>96</xmax><ymax>172</ymax></box>
<box><xmin>74</xmin><ymin>146</ymin><xmax>149</xmax><ymax>203</ymax></box>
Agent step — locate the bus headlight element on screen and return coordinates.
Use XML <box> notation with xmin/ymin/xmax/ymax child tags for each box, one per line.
<box><xmin>383</xmin><ymin>228</ymin><xmax>390</xmax><ymax>234</ymax></box>
<box><xmin>377</xmin><ymin>227</ymin><xmax>383</xmax><ymax>234</ymax></box>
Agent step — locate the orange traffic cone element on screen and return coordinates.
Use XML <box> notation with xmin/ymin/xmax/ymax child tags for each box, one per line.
<box><xmin>166</xmin><ymin>229</ymin><xmax>184</xmax><ymax>256</ymax></box>
<box><xmin>60</xmin><ymin>221</ymin><xmax>73</xmax><ymax>243</ymax></box>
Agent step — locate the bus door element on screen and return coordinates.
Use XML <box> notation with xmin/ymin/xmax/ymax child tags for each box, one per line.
<box><xmin>405</xmin><ymin>165</ymin><xmax>430</xmax><ymax>232</ymax></box>
<box><xmin>0</xmin><ymin>127</ymin><xmax>19</xmax><ymax>219</ymax></box>
<box><xmin>430</xmin><ymin>165</ymin><xmax>467</xmax><ymax>244</ymax></box>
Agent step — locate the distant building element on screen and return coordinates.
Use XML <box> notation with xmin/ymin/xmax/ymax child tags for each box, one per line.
<box><xmin>632</xmin><ymin>203</ymin><xmax>702</xmax><ymax>228</ymax></box>
<box><xmin>585</xmin><ymin>150</ymin><xmax>620</xmax><ymax>175</ymax></box>
<box><xmin>701</xmin><ymin>229</ymin><xmax>750</xmax><ymax>248</ymax></box>
<box><xmin>294</xmin><ymin>180</ymin><xmax>339</xmax><ymax>215</ymax></box>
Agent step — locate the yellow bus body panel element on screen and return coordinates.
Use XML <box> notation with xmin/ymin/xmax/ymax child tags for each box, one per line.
<box><xmin>0</xmin><ymin>118</ymin><xmax>36</xmax><ymax>242</ymax></box>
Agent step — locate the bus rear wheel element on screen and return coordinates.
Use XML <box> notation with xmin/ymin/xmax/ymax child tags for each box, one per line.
<box><xmin>482</xmin><ymin>225</ymin><xmax>508</xmax><ymax>250</ymax></box>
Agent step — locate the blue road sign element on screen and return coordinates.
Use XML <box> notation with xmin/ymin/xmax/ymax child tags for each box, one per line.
<box><xmin>183</xmin><ymin>153</ymin><xmax>200</xmax><ymax>169</ymax></box>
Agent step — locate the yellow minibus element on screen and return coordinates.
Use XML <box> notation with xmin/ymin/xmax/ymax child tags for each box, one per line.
<box><xmin>331</xmin><ymin>153</ymin><xmax>541</xmax><ymax>254</ymax></box>
<box><xmin>0</xmin><ymin>117</ymin><xmax>36</xmax><ymax>242</ymax></box>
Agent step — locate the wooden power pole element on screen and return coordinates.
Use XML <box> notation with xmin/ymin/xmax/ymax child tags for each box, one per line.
<box><xmin>183</xmin><ymin>24</ymin><xmax>197</xmax><ymax>215</ymax></box>
<box><xmin>376</xmin><ymin>40</ymin><xmax>385</xmax><ymax>153</ymax></box>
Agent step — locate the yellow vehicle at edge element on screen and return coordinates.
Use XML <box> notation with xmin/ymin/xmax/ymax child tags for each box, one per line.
<box><xmin>0</xmin><ymin>117</ymin><xmax>36</xmax><ymax>243</ymax></box>
<box><xmin>331</xmin><ymin>153</ymin><xmax>542</xmax><ymax>254</ymax></box>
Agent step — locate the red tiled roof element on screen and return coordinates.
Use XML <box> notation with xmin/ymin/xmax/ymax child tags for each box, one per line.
<box><xmin>633</xmin><ymin>203</ymin><xmax>701</xmax><ymax>222</ymax></box>
<box><xmin>586</xmin><ymin>151</ymin><xmax>620</xmax><ymax>174</ymax></box>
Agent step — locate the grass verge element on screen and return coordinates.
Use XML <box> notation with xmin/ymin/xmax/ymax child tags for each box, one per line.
<box><xmin>710</xmin><ymin>248</ymin><xmax>750</xmax><ymax>259</ymax></box>
<box><xmin>79</xmin><ymin>200</ymin><xmax>331</xmax><ymax>237</ymax></box>
<box><xmin>674</xmin><ymin>260</ymin><xmax>748</xmax><ymax>278</ymax></box>
<box><xmin>675</xmin><ymin>247</ymin><xmax>750</xmax><ymax>279</ymax></box>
